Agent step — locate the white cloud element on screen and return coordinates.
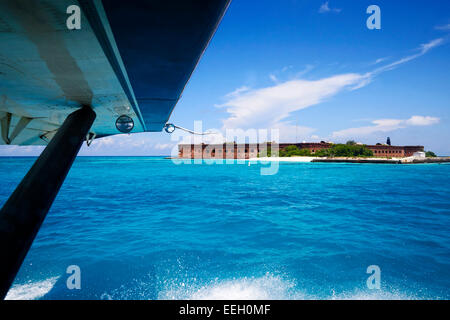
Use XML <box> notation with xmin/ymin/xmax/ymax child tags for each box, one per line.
<box><xmin>219</xmin><ymin>38</ymin><xmax>445</xmax><ymax>134</ymax></box>
<box><xmin>319</xmin><ymin>2</ymin><xmax>341</xmax><ymax>14</ymax></box>
<box><xmin>176</xmin><ymin>128</ymin><xmax>226</xmax><ymax>145</ymax></box>
<box><xmin>0</xmin><ymin>145</ymin><xmax>44</xmax><ymax>156</ymax></box>
<box><xmin>271</xmin><ymin>121</ymin><xmax>316</xmax><ymax>142</ymax></box>
<box><xmin>95</xmin><ymin>136</ymin><xmax>115</xmax><ymax>146</ymax></box>
<box><xmin>405</xmin><ymin>115</ymin><xmax>440</xmax><ymax>126</ymax></box>
<box><xmin>91</xmin><ymin>134</ymin><xmax>142</xmax><ymax>148</ymax></box>
<box><xmin>220</xmin><ymin>73</ymin><xmax>365</xmax><ymax>130</ymax></box>
<box><xmin>77</xmin><ymin>133</ymin><xmax>176</xmax><ymax>155</ymax></box>
<box><xmin>332</xmin><ymin>116</ymin><xmax>440</xmax><ymax>139</ymax></box>
<box><xmin>154</xmin><ymin>143</ymin><xmax>173</xmax><ymax>150</ymax></box>
<box><xmin>175</xmin><ymin>122</ymin><xmax>315</xmax><ymax>145</ymax></box>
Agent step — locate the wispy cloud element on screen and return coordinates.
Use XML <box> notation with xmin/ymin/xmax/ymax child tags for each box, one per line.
<box><xmin>435</xmin><ymin>23</ymin><xmax>450</xmax><ymax>31</ymax></box>
<box><xmin>319</xmin><ymin>1</ymin><xmax>341</xmax><ymax>14</ymax></box>
<box><xmin>295</xmin><ymin>64</ymin><xmax>315</xmax><ymax>77</ymax></box>
<box><xmin>219</xmin><ymin>38</ymin><xmax>445</xmax><ymax>136</ymax></box>
<box><xmin>332</xmin><ymin>116</ymin><xmax>440</xmax><ymax>139</ymax></box>
<box><xmin>219</xmin><ymin>73</ymin><xmax>364</xmax><ymax>130</ymax></box>
<box><xmin>269</xmin><ymin>74</ymin><xmax>278</xmax><ymax>83</ymax></box>
<box><xmin>268</xmin><ymin>64</ymin><xmax>311</xmax><ymax>84</ymax></box>
<box><xmin>225</xmin><ymin>86</ymin><xmax>250</xmax><ymax>98</ymax></box>
<box><xmin>368</xmin><ymin>38</ymin><xmax>444</xmax><ymax>77</ymax></box>
<box><xmin>371</xmin><ymin>57</ymin><xmax>388</xmax><ymax>65</ymax></box>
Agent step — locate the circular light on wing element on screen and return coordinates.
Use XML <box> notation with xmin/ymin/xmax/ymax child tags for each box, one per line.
<box><xmin>115</xmin><ymin>115</ymin><xmax>134</xmax><ymax>133</ymax></box>
<box><xmin>164</xmin><ymin>123</ymin><xmax>176</xmax><ymax>133</ymax></box>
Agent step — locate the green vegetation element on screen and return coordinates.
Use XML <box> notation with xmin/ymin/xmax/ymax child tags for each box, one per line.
<box><xmin>314</xmin><ymin>144</ymin><xmax>373</xmax><ymax>157</ymax></box>
<box><xmin>258</xmin><ymin>143</ymin><xmax>375</xmax><ymax>158</ymax></box>
<box><xmin>272</xmin><ymin>144</ymin><xmax>374</xmax><ymax>158</ymax></box>
<box><xmin>426</xmin><ymin>151</ymin><xmax>437</xmax><ymax>157</ymax></box>
<box><xmin>259</xmin><ymin>146</ymin><xmax>272</xmax><ymax>157</ymax></box>
<box><xmin>258</xmin><ymin>145</ymin><xmax>278</xmax><ymax>157</ymax></box>
<box><xmin>278</xmin><ymin>145</ymin><xmax>311</xmax><ymax>157</ymax></box>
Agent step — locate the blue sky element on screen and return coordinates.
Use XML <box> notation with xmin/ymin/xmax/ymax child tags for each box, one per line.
<box><xmin>3</xmin><ymin>0</ymin><xmax>450</xmax><ymax>156</ymax></box>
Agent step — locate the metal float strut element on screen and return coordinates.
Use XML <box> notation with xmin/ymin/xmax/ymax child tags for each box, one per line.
<box><xmin>0</xmin><ymin>106</ymin><xmax>96</xmax><ymax>299</ymax></box>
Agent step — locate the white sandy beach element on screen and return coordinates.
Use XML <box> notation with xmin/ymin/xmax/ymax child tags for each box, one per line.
<box><xmin>249</xmin><ymin>156</ymin><xmax>317</xmax><ymax>162</ymax></box>
<box><xmin>249</xmin><ymin>156</ymin><xmax>415</xmax><ymax>163</ymax></box>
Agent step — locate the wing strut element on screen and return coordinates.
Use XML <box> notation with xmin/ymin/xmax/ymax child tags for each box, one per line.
<box><xmin>0</xmin><ymin>106</ymin><xmax>96</xmax><ymax>299</ymax></box>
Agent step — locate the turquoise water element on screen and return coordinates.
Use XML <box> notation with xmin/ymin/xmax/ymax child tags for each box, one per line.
<box><xmin>1</xmin><ymin>157</ymin><xmax>449</xmax><ymax>300</ymax></box>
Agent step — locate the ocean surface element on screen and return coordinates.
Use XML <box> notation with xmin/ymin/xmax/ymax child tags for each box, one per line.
<box><xmin>1</xmin><ymin>156</ymin><xmax>449</xmax><ymax>300</ymax></box>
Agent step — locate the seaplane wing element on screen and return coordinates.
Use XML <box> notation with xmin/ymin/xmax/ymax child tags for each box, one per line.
<box><xmin>0</xmin><ymin>0</ymin><xmax>230</xmax><ymax>145</ymax></box>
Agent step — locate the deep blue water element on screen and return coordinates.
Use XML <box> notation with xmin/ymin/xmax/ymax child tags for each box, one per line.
<box><xmin>1</xmin><ymin>157</ymin><xmax>449</xmax><ymax>300</ymax></box>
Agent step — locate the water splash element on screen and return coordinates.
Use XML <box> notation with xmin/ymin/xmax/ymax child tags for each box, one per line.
<box><xmin>5</xmin><ymin>276</ymin><xmax>59</xmax><ymax>300</ymax></box>
<box><xmin>8</xmin><ymin>273</ymin><xmax>425</xmax><ymax>300</ymax></box>
<box><xmin>158</xmin><ymin>273</ymin><xmax>421</xmax><ymax>300</ymax></box>
<box><xmin>328</xmin><ymin>288</ymin><xmax>418</xmax><ymax>300</ymax></box>
<box><xmin>159</xmin><ymin>273</ymin><xmax>306</xmax><ymax>300</ymax></box>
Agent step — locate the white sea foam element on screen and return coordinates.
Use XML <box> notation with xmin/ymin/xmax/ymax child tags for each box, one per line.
<box><xmin>158</xmin><ymin>273</ymin><xmax>305</xmax><ymax>300</ymax></box>
<box><xmin>158</xmin><ymin>273</ymin><xmax>420</xmax><ymax>300</ymax></box>
<box><xmin>5</xmin><ymin>276</ymin><xmax>59</xmax><ymax>300</ymax></box>
<box><xmin>328</xmin><ymin>289</ymin><xmax>417</xmax><ymax>300</ymax></box>
<box><xmin>3</xmin><ymin>274</ymin><xmax>420</xmax><ymax>300</ymax></box>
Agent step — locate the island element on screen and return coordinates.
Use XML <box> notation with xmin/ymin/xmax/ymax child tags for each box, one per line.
<box><xmin>177</xmin><ymin>140</ymin><xmax>450</xmax><ymax>164</ymax></box>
